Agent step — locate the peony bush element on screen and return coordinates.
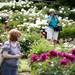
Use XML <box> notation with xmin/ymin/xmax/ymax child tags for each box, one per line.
<box><xmin>31</xmin><ymin>49</ymin><xmax>75</xmax><ymax>63</ymax></box>
<box><xmin>31</xmin><ymin>49</ymin><xmax>75</xmax><ymax>75</ymax></box>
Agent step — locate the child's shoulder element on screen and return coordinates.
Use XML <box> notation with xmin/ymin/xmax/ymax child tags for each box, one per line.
<box><xmin>4</xmin><ymin>41</ymin><xmax>10</xmax><ymax>45</ymax></box>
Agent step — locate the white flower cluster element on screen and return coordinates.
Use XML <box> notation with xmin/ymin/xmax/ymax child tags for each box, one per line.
<box><xmin>0</xmin><ymin>2</ymin><xmax>75</xmax><ymax>31</ymax></box>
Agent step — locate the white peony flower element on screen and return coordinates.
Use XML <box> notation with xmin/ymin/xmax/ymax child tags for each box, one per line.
<box><xmin>59</xmin><ymin>10</ymin><xmax>63</xmax><ymax>13</ymax></box>
<box><xmin>61</xmin><ymin>7</ymin><xmax>64</xmax><ymax>10</ymax></box>
<box><xmin>71</xmin><ymin>9</ymin><xmax>75</xmax><ymax>12</ymax></box>
<box><xmin>68</xmin><ymin>23</ymin><xmax>72</xmax><ymax>26</ymax></box>
<box><xmin>58</xmin><ymin>16</ymin><xmax>62</xmax><ymax>21</ymax></box>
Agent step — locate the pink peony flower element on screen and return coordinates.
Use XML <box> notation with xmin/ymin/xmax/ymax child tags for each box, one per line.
<box><xmin>60</xmin><ymin>58</ymin><xmax>70</xmax><ymax>65</ymax></box>
<box><xmin>31</xmin><ymin>54</ymin><xmax>38</xmax><ymax>62</ymax></box>
<box><xmin>72</xmin><ymin>49</ymin><xmax>75</xmax><ymax>55</ymax></box>
<box><xmin>48</xmin><ymin>50</ymin><xmax>58</xmax><ymax>58</ymax></box>
<box><xmin>64</xmin><ymin>54</ymin><xmax>75</xmax><ymax>62</ymax></box>
<box><xmin>58</xmin><ymin>52</ymin><xmax>66</xmax><ymax>57</ymax></box>
<box><xmin>39</xmin><ymin>53</ymin><xmax>48</xmax><ymax>61</ymax></box>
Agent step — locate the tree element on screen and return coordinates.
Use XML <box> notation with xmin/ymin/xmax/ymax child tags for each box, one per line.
<box><xmin>56</xmin><ymin>0</ymin><xmax>75</xmax><ymax>7</ymax></box>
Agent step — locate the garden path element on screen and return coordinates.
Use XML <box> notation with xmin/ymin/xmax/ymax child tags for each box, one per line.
<box><xmin>70</xmin><ymin>39</ymin><xmax>75</xmax><ymax>45</ymax></box>
<box><xmin>18</xmin><ymin>72</ymin><xmax>30</xmax><ymax>75</ymax></box>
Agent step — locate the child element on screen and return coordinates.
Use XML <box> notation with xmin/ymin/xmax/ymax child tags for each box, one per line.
<box><xmin>1</xmin><ymin>29</ymin><xmax>24</xmax><ymax>75</ymax></box>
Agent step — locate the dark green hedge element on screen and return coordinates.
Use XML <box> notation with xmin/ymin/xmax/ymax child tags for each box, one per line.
<box><xmin>59</xmin><ymin>26</ymin><xmax>75</xmax><ymax>39</ymax></box>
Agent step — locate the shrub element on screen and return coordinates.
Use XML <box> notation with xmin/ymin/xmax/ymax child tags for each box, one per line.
<box><xmin>34</xmin><ymin>2</ymin><xmax>48</xmax><ymax>10</ymax></box>
<box><xmin>30</xmin><ymin>38</ymin><xmax>54</xmax><ymax>55</ymax></box>
<box><xmin>31</xmin><ymin>61</ymin><xmax>75</xmax><ymax>75</ymax></box>
<box><xmin>0</xmin><ymin>5</ymin><xmax>10</xmax><ymax>11</ymax></box>
<box><xmin>0</xmin><ymin>26</ymin><xmax>4</xmax><ymax>34</ymax></box>
<box><xmin>69</xmin><ymin>12</ymin><xmax>75</xmax><ymax>21</ymax></box>
<box><xmin>18</xmin><ymin>59</ymin><xmax>30</xmax><ymax>72</ymax></box>
<box><xmin>9</xmin><ymin>20</ymin><xmax>20</xmax><ymax>29</ymax></box>
<box><xmin>0</xmin><ymin>34</ymin><xmax>7</xmax><ymax>42</ymax></box>
<box><xmin>59</xmin><ymin>25</ymin><xmax>75</xmax><ymax>39</ymax></box>
<box><xmin>31</xmin><ymin>49</ymin><xmax>75</xmax><ymax>75</ymax></box>
<box><xmin>19</xmin><ymin>32</ymin><xmax>40</xmax><ymax>57</ymax></box>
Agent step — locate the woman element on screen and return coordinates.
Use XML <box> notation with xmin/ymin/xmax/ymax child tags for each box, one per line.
<box><xmin>47</xmin><ymin>10</ymin><xmax>60</xmax><ymax>47</ymax></box>
<box><xmin>1</xmin><ymin>29</ymin><xmax>23</xmax><ymax>75</ymax></box>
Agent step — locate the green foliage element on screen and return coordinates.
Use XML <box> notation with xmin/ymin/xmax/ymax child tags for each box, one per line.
<box><xmin>9</xmin><ymin>21</ymin><xmax>20</xmax><ymax>29</ymax></box>
<box><xmin>19</xmin><ymin>32</ymin><xmax>40</xmax><ymax>56</ymax></box>
<box><xmin>31</xmin><ymin>57</ymin><xmax>75</xmax><ymax>75</ymax></box>
<box><xmin>34</xmin><ymin>2</ymin><xmax>48</xmax><ymax>10</ymax></box>
<box><xmin>58</xmin><ymin>6</ymin><xmax>71</xmax><ymax>18</ymax></box>
<box><xmin>59</xmin><ymin>25</ymin><xmax>75</xmax><ymax>39</ymax></box>
<box><xmin>30</xmin><ymin>27</ymin><xmax>41</xmax><ymax>33</ymax></box>
<box><xmin>0</xmin><ymin>5</ymin><xmax>10</xmax><ymax>11</ymax></box>
<box><xmin>9</xmin><ymin>12</ymin><xmax>26</xmax><ymax>29</ymax></box>
<box><xmin>0</xmin><ymin>34</ymin><xmax>7</xmax><ymax>42</ymax></box>
<box><xmin>69</xmin><ymin>12</ymin><xmax>75</xmax><ymax>20</ymax></box>
<box><xmin>30</xmin><ymin>38</ymin><xmax>54</xmax><ymax>54</ymax></box>
<box><xmin>56</xmin><ymin>0</ymin><xmax>75</xmax><ymax>8</ymax></box>
<box><xmin>18</xmin><ymin>59</ymin><xmax>30</xmax><ymax>72</ymax></box>
<box><xmin>0</xmin><ymin>26</ymin><xmax>4</xmax><ymax>34</ymax></box>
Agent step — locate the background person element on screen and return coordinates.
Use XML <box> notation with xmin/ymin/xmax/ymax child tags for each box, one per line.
<box><xmin>3</xmin><ymin>15</ymin><xmax>9</xmax><ymax>32</ymax></box>
<box><xmin>40</xmin><ymin>28</ymin><xmax>47</xmax><ymax>39</ymax></box>
<box><xmin>47</xmin><ymin>10</ymin><xmax>60</xmax><ymax>47</ymax></box>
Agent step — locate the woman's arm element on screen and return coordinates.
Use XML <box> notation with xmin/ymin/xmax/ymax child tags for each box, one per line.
<box><xmin>47</xmin><ymin>16</ymin><xmax>52</xmax><ymax>25</ymax></box>
<box><xmin>47</xmin><ymin>19</ymin><xmax>51</xmax><ymax>24</ymax></box>
<box><xmin>3</xmin><ymin>51</ymin><xmax>22</xmax><ymax>59</ymax></box>
<box><xmin>57</xmin><ymin>23</ymin><xmax>61</xmax><ymax>26</ymax></box>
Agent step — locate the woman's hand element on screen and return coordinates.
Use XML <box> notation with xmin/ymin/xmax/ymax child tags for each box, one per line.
<box><xmin>57</xmin><ymin>23</ymin><xmax>60</xmax><ymax>26</ymax></box>
<box><xmin>15</xmin><ymin>53</ymin><xmax>24</xmax><ymax>58</ymax></box>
